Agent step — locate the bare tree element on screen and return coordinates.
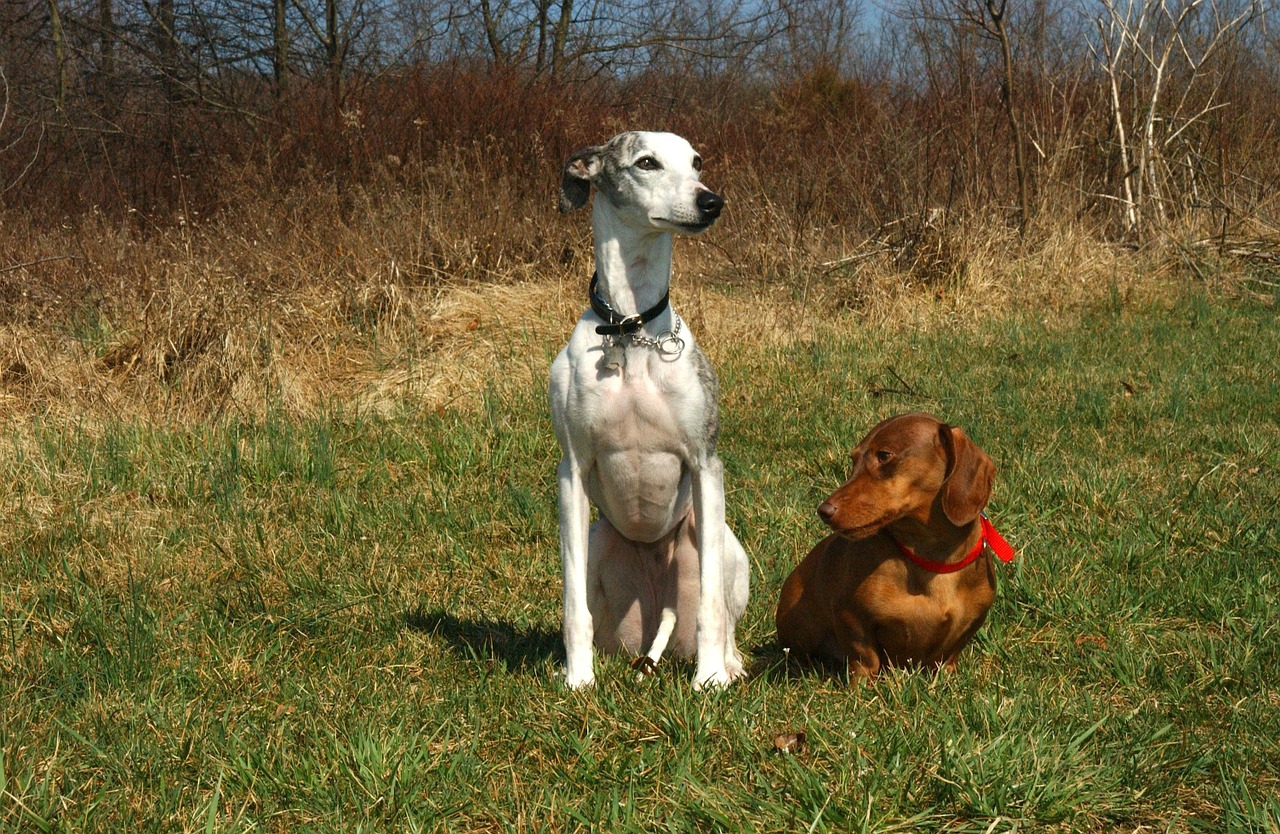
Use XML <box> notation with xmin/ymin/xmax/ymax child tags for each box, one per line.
<box><xmin>326</xmin><ymin>0</ymin><xmax>341</xmax><ymax>115</ymax></box>
<box><xmin>909</xmin><ymin>0</ymin><xmax>1032</xmax><ymax>232</ymax></box>
<box><xmin>153</xmin><ymin>0</ymin><xmax>180</xmax><ymax>105</ymax></box>
<box><xmin>984</xmin><ymin>0</ymin><xmax>1031</xmax><ymax>233</ymax></box>
<box><xmin>477</xmin><ymin>0</ymin><xmax>511</xmax><ymax>63</ymax></box>
<box><xmin>99</xmin><ymin>0</ymin><xmax>116</xmax><ymax>77</ymax></box>
<box><xmin>772</xmin><ymin>0</ymin><xmax>861</xmax><ymax>78</ymax></box>
<box><xmin>95</xmin><ymin>0</ymin><xmax>118</xmax><ymax>115</ymax></box>
<box><xmin>534</xmin><ymin>0</ymin><xmax>552</xmax><ymax>72</ymax></box>
<box><xmin>48</xmin><ymin>0</ymin><xmax>70</xmax><ymax>113</ymax></box>
<box><xmin>1092</xmin><ymin>0</ymin><xmax>1262</xmax><ymax>238</ymax></box>
<box><xmin>0</xmin><ymin>68</ymin><xmax>44</xmax><ymax>200</ymax></box>
<box><xmin>550</xmin><ymin>0</ymin><xmax>571</xmax><ymax>77</ymax></box>
<box><xmin>290</xmin><ymin>0</ymin><xmax>368</xmax><ymax>126</ymax></box>
<box><xmin>274</xmin><ymin>0</ymin><xmax>289</xmax><ymax>98</ymax></box>
<box><xmin>458</xmin><ymin>0</ymin><xmax>785</xmax><ymax>79</ymax></box>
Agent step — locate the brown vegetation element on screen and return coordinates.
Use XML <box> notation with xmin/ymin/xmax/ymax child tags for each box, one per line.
<box><xmin>2</xmin><ymin>0</ymin><xmax>1278</xmax><ymax>424</ymax></box>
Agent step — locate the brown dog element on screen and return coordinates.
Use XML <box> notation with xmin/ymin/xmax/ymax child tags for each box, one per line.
<box><xmin>775</xmin><ymin>412</ymin><xmax>1014</xmax><ymax>678</ymax></box>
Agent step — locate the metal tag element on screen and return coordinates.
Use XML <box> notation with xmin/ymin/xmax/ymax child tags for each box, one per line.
<box><xmin>602</xmin><ymin>339</ymin><xmax>627</xmax><ymax>372</ymax></box>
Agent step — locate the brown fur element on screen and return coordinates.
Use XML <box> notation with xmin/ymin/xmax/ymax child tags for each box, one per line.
<box><xmin>775</xmin><ymin>412</ymin><xmax>999</xmax><ymax>679</ymax></box>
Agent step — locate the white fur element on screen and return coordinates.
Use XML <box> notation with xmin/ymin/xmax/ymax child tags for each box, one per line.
<box><xmin>550</xmin><ymin>132</ymin><xmax>749</xmax><ymax>689</ymax></box>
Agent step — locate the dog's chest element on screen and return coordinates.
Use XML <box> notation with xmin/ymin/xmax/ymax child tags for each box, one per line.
<box><xmin>578</xmin><ymin>361</ymin><xmax>704</xmax><ymax>539</ymax></box>
<box><xmin>585</xmin><ymin>364</ymin><xmax>697</xmax><ymax>454</ymax></box>
<box><xmin>871</xmin><ymin>575</ymin><xmax>991</xmax><ymax>663</ymax></box>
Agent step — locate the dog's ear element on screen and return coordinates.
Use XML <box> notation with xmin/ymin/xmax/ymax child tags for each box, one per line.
<box><xmin>938</xmin><ymin>424</ymin><xmax>995</xmax><ymax>526</ymax></box>
<box><xmin>559</xmin><ymin>146</ymin><xmax>602</xmax><ymax>213</ymax></box>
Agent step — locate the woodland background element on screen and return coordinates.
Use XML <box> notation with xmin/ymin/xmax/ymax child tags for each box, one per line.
<box><xmin>4</xmin><ymin>0</ymin><xmax>1278</xmax><ymax>253</ymax></box>
<box><xmin>3</xmin><ymin>0</ymin><xmax>1278</xmax><ymax>421</ymax></box>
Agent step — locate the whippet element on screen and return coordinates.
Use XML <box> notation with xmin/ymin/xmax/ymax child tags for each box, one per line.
<box><xmin>549</xmin><ymin>131</ymin><xmax>749</xmax><ymax>689</ymax></box>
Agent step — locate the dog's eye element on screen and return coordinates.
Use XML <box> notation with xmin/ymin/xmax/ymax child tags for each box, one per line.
<box><xmin>635</xmin><ymin>156</ymin><xmax>661</xmax><ymax>171</ymax></box>
<box><xmin>692</xmin><ymin>156</ymin><xmax>703</xmax><ymax>172</ymax></box>
<box><xmin>875</xmin><ymin>450</ymin><xmax>894</xmax><ymax>464</ymax></box>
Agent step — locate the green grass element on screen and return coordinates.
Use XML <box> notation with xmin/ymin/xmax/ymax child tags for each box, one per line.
<box><xmin>2</xmin><ymin>290</ymin><xmax>1278</xmax><ymax>831</ymax></box>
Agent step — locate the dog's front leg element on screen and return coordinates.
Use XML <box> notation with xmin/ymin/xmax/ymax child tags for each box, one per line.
<box><xmin>691</xmin><ymin>455</ymin><xmax>732</xmax><ymax>689</ymax></box>
<box><xmin>558</xmin><ymin>456</ymin><xmax>594</xmax><ymax>688</ymax></box>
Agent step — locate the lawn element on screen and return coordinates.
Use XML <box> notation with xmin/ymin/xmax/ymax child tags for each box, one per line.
<box><xmin>2</xmin><ymin>289</ymin><xmax>1278</xmax><ymax>832</ymax></box>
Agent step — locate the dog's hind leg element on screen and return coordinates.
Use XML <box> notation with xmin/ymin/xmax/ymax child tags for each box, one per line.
<box><xmin>596</xmin><ymin>509</ymin><xmax>701</xmax><ymax>678</ymax></box>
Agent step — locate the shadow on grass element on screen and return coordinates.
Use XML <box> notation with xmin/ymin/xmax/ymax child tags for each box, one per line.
<box><xmin>751</xmin><ymin>641</ymin><xmax>991</xmax><ymax>696</ymax></box>
<box><xmin>403</xmin><ymin>613</ymin><xmax>856</xmax><ymax>683</ymax></box>
<box><xmin>748</xmin><ymin>640</ymin><xmax>854</xmax><ymax>684</ymax></box>
<box><xmin>404</xmin><ymin>607</ymin><xmax>561</xmax><ymax>674</ymax></box>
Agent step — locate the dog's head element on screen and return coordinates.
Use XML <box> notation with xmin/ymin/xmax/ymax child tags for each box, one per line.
<box><xmin>558</xmin><ymin>131</ymin><xmax>724</xmax><ymax>234</ymax></box>
<box><xmin>817</xmin><ymin>413</ymin><xmax>995</xmax><ymax>539</ymax></box>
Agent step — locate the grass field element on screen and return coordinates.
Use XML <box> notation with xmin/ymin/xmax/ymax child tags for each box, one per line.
<box><xmin>2</xmin><ymin>285</ymin><xmax>1278</xmax><ymax>832</ymax></box>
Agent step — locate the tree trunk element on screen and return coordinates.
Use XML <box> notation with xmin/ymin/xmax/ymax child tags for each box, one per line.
<box><xmin>480</xmin><ymin>0</ymin><xmax>505</xmax><ymax>64</ymax></box>
<box><xmin>99</xmin><ymin>0</ymin><xmax>115</xmax><ymax>77</ymax></box>
<box><xmin>326</xmin><ymin>0</ymin><xmax>341</xmax><ymax>125</ymax></box>
<box><xmin>535</xmin><ymin>0</ymin><xmax>550</xmax><ymax>74</ymax></box>
<box><xmin>155</xmin><ymin>0</ymin><xmax>178</xmax><ymax>106</ymax></box>
<box><xmin>273</xmin><ymin>0</ymin><xmax>289</xmax><ymax>100</ymax></box>
<box><xmin>47</xmin><ymin>0</ymin><xmax>68</xmax><ymax>113</ymax></box>
<box><xmin>551</xmin><ymin>0</ymin><xmax>573</xmax><ymax>79</ymax></box>
<box><xmin>986</xmin><ymin>0</ymin><xmax>1030</xmax><ymax>234</ymax></box>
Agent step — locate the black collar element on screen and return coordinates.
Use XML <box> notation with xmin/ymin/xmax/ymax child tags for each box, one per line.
<box><xmin>589</xmin><ymin>272</ymin><xmax>670</xmax><ymax>336</ymax></box>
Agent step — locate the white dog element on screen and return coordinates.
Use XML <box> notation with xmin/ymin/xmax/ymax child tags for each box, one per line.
<box><xmin>549</xmin><ymin>131</ymin><xmax>750</xmax><ymax>689</ymax></box>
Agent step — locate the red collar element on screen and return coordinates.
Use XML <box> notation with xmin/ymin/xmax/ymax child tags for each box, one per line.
<box><xmin>893</xmin><ymin>515</ymin><xmax>1015</xmax><ymax>574</ymax></box>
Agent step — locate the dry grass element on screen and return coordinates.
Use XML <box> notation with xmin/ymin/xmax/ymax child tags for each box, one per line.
<box><xmin>1</xmin><ymin>165</ymin><xmax>1273</xmax><ymax>430</ymax></box>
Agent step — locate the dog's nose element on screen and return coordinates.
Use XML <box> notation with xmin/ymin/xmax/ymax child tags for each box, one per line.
<box><xmin>817</xmin><ymin>502</ymin><xmax>837</xmax><ymax>524</ymax></box>
<box><xmin>697</xmin><ymin>189</ymin><xmax>724</xmax><ymax>219</ymax></box>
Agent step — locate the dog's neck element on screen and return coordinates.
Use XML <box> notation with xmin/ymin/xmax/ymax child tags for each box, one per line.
<box><xmin>591</xmin><ymin>200</ymin><xmax>676</xmax><ymax>327</ymax></box>
<box><xmin>887</xmin><ymin>511</ymin><xmax>983</xmax><ymax>567</ymax></box>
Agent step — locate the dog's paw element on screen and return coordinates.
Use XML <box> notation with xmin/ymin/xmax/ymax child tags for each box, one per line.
<box><xmin>559</xmin><ymin>666</ymin><xmax>595</xmax><ymax>690</ymax></box>
<box><xmin>692</xmin><ymin>668</ymin><xmax>738</xmax><ymax>691</ymax></box>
